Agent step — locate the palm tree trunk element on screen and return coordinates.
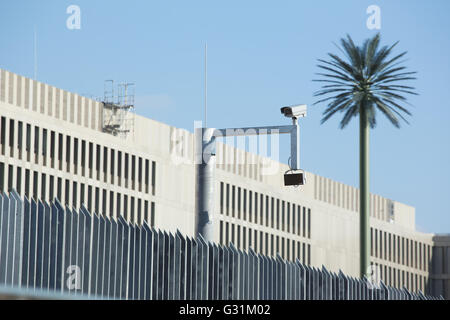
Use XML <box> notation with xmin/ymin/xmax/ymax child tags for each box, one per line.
<box><xmin>359</xmin><ymin>107</ymin><xmax>370</xmax><ymax>278</ymax></box>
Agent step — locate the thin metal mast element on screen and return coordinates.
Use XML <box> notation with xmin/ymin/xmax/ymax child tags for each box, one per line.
<box><xmin>34</xmin><ymin>27</ymin><xmax>37</xmax><ymax>80</ymax></box>
<box><xmin>204</xmin><ymin>43</ymin><xmax>207</xmax><ymax>128</ymax></box>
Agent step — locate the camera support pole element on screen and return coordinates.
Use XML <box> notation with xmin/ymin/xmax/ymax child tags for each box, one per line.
<box><xmin>195</xmin><ymin>123</ymin><xmax>301</xmax><ymax>243</ymax></box>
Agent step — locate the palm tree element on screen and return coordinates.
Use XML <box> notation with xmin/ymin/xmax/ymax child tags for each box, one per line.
<box><xmin>313</xmin><ymin>33</ymin><xmax>417</xmax><ymax>279</ymax></box>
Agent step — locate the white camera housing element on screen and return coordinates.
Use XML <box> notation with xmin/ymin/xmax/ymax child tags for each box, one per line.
<box><xmin>280</xmin><ymin>104</ymin><xmax>307</xmax><ymax>119</ymax></box>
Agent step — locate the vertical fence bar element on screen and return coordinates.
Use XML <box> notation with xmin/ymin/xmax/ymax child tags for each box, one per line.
<box><xmin>222</xmin><ymin>246</ymin><xmax>229</xmax><ymax>300</ymax></box>
<box><xmin>273</xmin><ymin>256</ymin><xmax>279</xmax><ymax>300</ymax></box>
<box><xmin>163</xmin><ymin>231</ymin><xmax>170</xmax><ymax>300</ymax></box>
<box><xmin>119</xmin><ymin>216</ymin><xmax>129</xmax><ymax>300</ymax></box>
<box><xmin>109</xmin><ymin>218</ymin><xmax>118</xmax><ymax>299</ymax></box>
<box><xmin>190</xmin><ymin>238</ymin><xmax>197</xmax><ymax>300</ymax></box>
<box><xmin>35</xmin><ymin>201</ymin><xmax>45</xmax><ymax>290</ymax></box>
<box><xmin>196</xmin><ymin>237</ymin><xmax>204</xmax><ymax>300</ymax></box>
<box><xmin>138</xmin><ymin>223</ymin><xmax>146</xmax><ymax>300</ymax></box>
<box><xmin>21</xmin><ymin>196</ymin><xmax>31</xmax><ymax>287</ymax></box>
<box><xmin>89</xmin><ymin>212</ymin><xmax>99</xmax><ymax>297</ymax></box>
<box><xmin>174</xmin><ymin>231</ymin><xmax>181</xmax><ymax>300</ymax></box>
<box><xmin>227</xmin><ymin>244</ymin><xmax>234</xmax><ymax>300</ymax></box>
<box><xmin>54</xmin><ymin>200</ymin><xmax>65</xmax><ymax>292</ymax></box>
<box><xmin>3</xmin><ymin>192</ymin><xmax>14</xmax><ymax>286</ymax></box>
<box><xmin>167</xmin><ymin>232</ymin><xmax>175</xmax><ymax>300</ymax></box>
<box><xmin>242</xmin><ymin>249</ymin><xmax>248</xmax><ymax>300</ymax></box>
<box><xmin>238</xmin><ymin>250</ymin><xmax>244</xmax><ymax>300</ymax></box>
<box><xmin>201</xmin><ymin>237</ymin><xmax>209</xmax><ymax>300</ymax></box>
<box><xmin>132</xmin><ymin>224</ymin><xmax>141</xmax><ymax>300</ymax></box>
<box><xmin>62</xmin><ymin>205</ymin><xmax>73</xmax><ymax>293</ymax></box>
<box><xmin>127</xmin><ymin>222</ymin><xmax>135</xmax><ymax>299</ymax></box>
<box><xmin>210</xmin><ymin>243</ymin><xmax>217</xmax><ymax>300</ymax></box>
<box><xmin>76</xmin><ymin>207</ymin><xmax>85</xmax><ymax>296</ymax></box>
<box><xmin>10</xmin><ymin>190</ymin><xmax>24</xmax><ymax>287</ymax></box>
<box><xmin>27</xmin><ymin>198</ymin><xmax>37</xmax><ymax>289</ymax></box>
<box><xmin>97</xmin><ymin>215</ymin><xmax>106</xmax><ymax>297</ymax></box>
<box><xmin>156</xmin><ymin>230</ymin><xmax>164</xmax><ymax>300</ymax></box>
<box><xmin>41</xmin><ymin>202</ymin><xmax>51</xmax><ymax>290</ymax></box>
<box><xmin>231</xmin><ymin>245</ymin><xmax>240</xmax><ymax>300</ymax></box>
<box><xmin>248</xmin><ymin>250</ymin><xmax>255</xmax><ymax>300</ymax></box>
<box><xmin>179</xmin><ymin>231</ymin><xmax>186</xmax><ymax>300</ymax></box>
<box><xmin>207</xmin><ymin>242</ymin><xmax>214</xmax><ymax>300</ymax></box>
<box><xmin>69</xmin><ymin>208</ymin><xmax>78</xmax><ymax>295</ymax></box>
<box><xmin>114</xmin><ymin>217</ymin><xmax>123</xmax><ymax>299</ymax></box>
<box><xmin>185</xmin><ymin>236</ymin><xmax>192</xmax><ymax>300</ymax></box>
<box><xmin>102</xmin><ymin>216</ymin><xmax>111</xmax><ymax>298</ymax></box>
<box><xmin>80</xmin><ymin>206</ymin><xmax>91</xmax><ymax>296</ymax></box>
<box><xmin>145</xmin><ymin>224</ymin><xmax>154</xmax><ymax>300</ymax></box>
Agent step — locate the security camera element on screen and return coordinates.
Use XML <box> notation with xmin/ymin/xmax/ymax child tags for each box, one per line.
<box><xmin>280</xmin><ymin>104</ymin><xmax>307</xmax><ymax>119</ymax></box>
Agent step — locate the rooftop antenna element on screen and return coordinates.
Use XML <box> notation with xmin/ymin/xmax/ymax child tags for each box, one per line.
<box><xmin>204</xmin><ymin>43</ymin><xmax>207</xmax><ymax>128</ymax></box>
<box><xmin>34</xmin><ymin>26</ymin><xmax>37</xmax><ymax>80</ymax></box>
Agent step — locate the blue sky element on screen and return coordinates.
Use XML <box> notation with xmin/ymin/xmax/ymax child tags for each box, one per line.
<box><xmin>0</xmin><ymin>0</ymin><xmax>449</xmax><ymax>233</ymax></box>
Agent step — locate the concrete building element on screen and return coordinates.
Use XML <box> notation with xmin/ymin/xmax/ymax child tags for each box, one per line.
<box><xmin>0</xmin><ymin>68</ymin><xmax>449</xmax><ymax>298</ymax></box>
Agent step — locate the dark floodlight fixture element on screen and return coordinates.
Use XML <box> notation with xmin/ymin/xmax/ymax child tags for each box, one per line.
<box><xmin>284</xmin><ymin>171</ymin><xmax>306</xmax><ymax>186</ymax></box>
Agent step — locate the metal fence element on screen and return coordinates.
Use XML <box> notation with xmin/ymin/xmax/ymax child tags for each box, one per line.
<box><xmin>0</xmin><ymin>190</ymin><xmax>443</xmax><ymax>300</ymax></box>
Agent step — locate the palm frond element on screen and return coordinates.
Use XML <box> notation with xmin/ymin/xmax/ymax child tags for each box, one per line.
<box><xmin>321</xmin><ymin>99</ymin><xmax>353</xmax><ymax>124</ymax></box>
<box><xmin>313</xmin><ymin>91</ymin><xmax>353</xmax><ymax>105</ymax></box>
<box><xmin>339</xmin><ymin>104</ymin><xmax>359</xmax><ymax>129</ymax></box>
<box><xmin>373</xmin><ymin>98</ymin><xmax>401</xmax><ymax>128</ymax></box>
<box><xmin>313</xmin><ymin>33</ymin><xmax>417</xmax><ymax>129</ymax></box>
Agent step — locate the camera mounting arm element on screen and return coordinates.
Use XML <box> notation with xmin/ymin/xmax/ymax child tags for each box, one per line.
<box><xmin>212</xmin><ymin>124</ymin><xmax>300</xmax><ymax>170</ymax></box>
<box><xmin>195</xmin><ymin>103</ymin><xmax>307</xmax><ymax>243</ymax></box>
<box><xmin>195</xmin><ymin>122</ymin><xmax>303</xmax><ymax>243</ymax></box>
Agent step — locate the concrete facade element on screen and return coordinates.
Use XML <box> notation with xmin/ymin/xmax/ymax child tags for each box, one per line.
<box><xmin>0</xmin><ymin>68</ymin><xmax>448</xmax><ymax>298</ymax></box>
